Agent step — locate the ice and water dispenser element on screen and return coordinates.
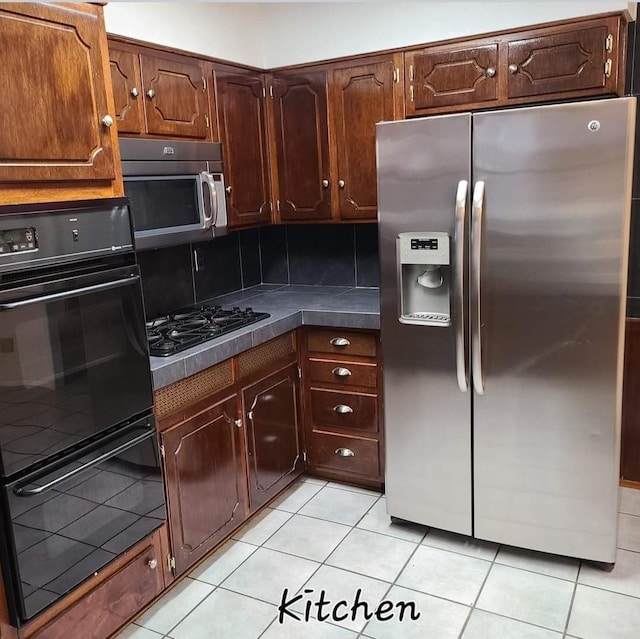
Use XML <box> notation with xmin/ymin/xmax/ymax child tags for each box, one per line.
<box><xmin>397</xmin><ymin>232</ymin><xmax>451</xmax><ymax>326</ymax></box>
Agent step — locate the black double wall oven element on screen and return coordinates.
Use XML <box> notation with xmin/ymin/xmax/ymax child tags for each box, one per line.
<box><xmin>0</xmin><ymin>199</ymin><xmax>165</xmax><ymax>625</ymax></box>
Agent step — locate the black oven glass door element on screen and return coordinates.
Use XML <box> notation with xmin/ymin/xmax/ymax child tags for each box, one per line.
<box><xmin>125</xmin><ymin>176</ymin><xmax>204</xmax><ymax>232</ymax></box>
<box><xmin>0</xmin><ymin>266</ymin><xmax>153</xmax><ymax>477</ymax></box>
<box><xmin>2</xmin><ymin>422</ymin><xmax>166</xmax><ymax>623</ymax></box>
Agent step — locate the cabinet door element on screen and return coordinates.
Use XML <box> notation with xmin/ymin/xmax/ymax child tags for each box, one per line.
<box><xmin>109</xmin><ymin>44</ymin><xmax>144</xmax><ymax>135</ymax></box>
<box><xmin>0</xmin><ymin>3</ymin><xmax>116</xmax><ymax>182</ymax></box>
<box><xmin>216</xmin><ymin>71</ymin><xmax>272</xmax><ymax>228</ymax></box>
<box><xmin>242</xmin><ymin>364</ymin><xmax>303</xmax><ymax>510</ymax></box>
<box><xmin>140</xmin><ymin>53</ymin><xmax>209</xmax><ymax>139</ymax></box>
<box><xmin>272</xmin><ymin>71</ymin><xmax>332</xmax><ymax>222</ymax></box>
<box><xmin>406</xmin><ymin>44</ymin><xmax>499</xmax><ymax>115</ymax></box>
<box><xmin>331</xmin><ymin>59</ymin><xmax>400</xmax><ymax>221</ymax></box>
<box><xmin>506</xmin><ymin>25</ymin><xmax>608</xmax><ymax>99</ymax></box>
<box><xmin>162</xmin><ymin>395</ymin><xmax>246</xmax><ymax>575</ymax></box>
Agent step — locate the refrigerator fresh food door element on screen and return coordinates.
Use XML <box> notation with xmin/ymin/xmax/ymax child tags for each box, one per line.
<box><xmin>472</xmin><ymin>98</ymin><xmax>635</xmax><ymax>562</ymax></box>
<box><xmin>377</xmin><ymin>113</ymin><xmax>473</xmax><ymax>535</ymax></box>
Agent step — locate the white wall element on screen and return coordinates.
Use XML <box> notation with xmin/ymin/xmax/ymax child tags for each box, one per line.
<box><xmin>104</xmin><ymin>2</ymin><xmax>633</xmax><ymax>69</ymax></box>
<box><xmin>262</xmin><ymin>2</ymin><xmax>633</xmax><ymax>68</ymax></box>
<box><xmin>103</xmin><ymin>2</ymin><xmax>268</xmax><ymax>67</ymax></box>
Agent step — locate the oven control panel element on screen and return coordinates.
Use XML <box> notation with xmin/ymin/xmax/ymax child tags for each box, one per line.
<box><xmin>0</xmin><ymin>228</ymin><xmax>37</xmax><ymax>255</ymax></box>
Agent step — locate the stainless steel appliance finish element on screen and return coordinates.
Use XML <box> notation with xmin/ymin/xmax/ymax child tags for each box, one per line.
<box><xmin>121</xmin><ymin>138</ymin><xmax>227</xmax><ymax>250</ymax></box>
<box><xmin>377</xmin><ymin>98</ymin><xmax>635</xmax><ymax>562</ymax></box>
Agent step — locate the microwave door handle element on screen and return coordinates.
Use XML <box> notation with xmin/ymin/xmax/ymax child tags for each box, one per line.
<box><xmin>200</xmin><ymin>172</ymin><xmax>216</xmax><ymax>229</ymax></box>
<box><xmin>0</xmin><ymin>275</ymin><xmax>140</xmax><ymax>311</ymax></box>
<box><xmin>13</xmin><ymin>430</ymin><xmax>154</xmax><ymax>497</ymax></box>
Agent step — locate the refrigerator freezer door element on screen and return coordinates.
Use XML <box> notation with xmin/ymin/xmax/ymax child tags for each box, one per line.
<box><xmin>472</xmin><ymin>98</ymin><xmax>635</xmax><ymax>562</ymax></box>
<box><xmin>377</xmin><ymin>113</ymin><xmax>473</xmax><ymax>535</ymax></box>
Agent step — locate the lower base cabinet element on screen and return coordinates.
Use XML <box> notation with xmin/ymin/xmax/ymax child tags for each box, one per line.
<box><xmin>161</xmin><ymin>394</ymin><xmax>247</xmax><ymax>575</ymax></box>
<box><xmin>242</xmin><ymin>363</ymin><xmax>304</xmax><ymax>511</ymax></box>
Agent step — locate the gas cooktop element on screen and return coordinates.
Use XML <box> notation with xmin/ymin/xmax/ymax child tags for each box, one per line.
<box><xmin>146</xmin><ymin>304</ymin><xmax>270</xmax><ymax>357</ymax></box>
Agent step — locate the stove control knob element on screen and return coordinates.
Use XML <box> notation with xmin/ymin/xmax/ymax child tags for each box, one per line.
<box><xmin>245</xmin><ymin>307</ymin><xmax>253</xmax><ymax>314</ymax></box>
<box><xmin>232</xmin><ymin>307</ymin><xmax>240</xmax><ymax>312</ymax></box>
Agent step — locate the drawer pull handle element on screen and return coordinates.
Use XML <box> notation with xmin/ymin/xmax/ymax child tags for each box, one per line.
<box><xmin>330</xmin><ymin>337</ymin><xmax>351</xmax><ymax>347</ymax></box>
<box><xmin>147</xmin><ymin>558</ymin><xmax>158</xmax><ymax>570</ymax></box>
<box><xmin>334</xmin><ymin>404</ymin><xmax>353</xmax><ymax>414</ymax></box>
<box><xmin>332</xmin><ymin>367</ymin><xmax>352</xmax><ymax>378</ymax></box>
<box><xmin>335</xmin><ymin>447</ymin><xmax>355</xmax><ymax>457</ymax></box>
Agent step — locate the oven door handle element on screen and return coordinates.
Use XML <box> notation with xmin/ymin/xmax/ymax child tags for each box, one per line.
<box><xmin>13</xmin><ymin>430</ymin><xmax>155</xmax><ymax>497</ymax></box>
<box><xmin>0</xmin><ymin>275</ymin><xmax>140</xmax><ymax>311</ymax></box>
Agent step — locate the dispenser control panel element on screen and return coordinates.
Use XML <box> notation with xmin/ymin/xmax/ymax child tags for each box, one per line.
<box><xmin>398</xmin><ymin>232</ymin><xmax>449</xmax><ymax>265</ymax></box>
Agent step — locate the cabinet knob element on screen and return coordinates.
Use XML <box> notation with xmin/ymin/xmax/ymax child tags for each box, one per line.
<box><xmin>234</xmin><ymin>418</ymin><xmax>243</xmax><ymax>428</ymax></box>
<box><xmin>332</xmin><ymin>367</ymin><xmax>352</xmax><ymax>378</ymax></box>
<box><xmin>322</xmin><ymin>179</ymin><xmax>329</xmax><ymax>188</ymax></box>
<box><xmin>147</xmin><ymin>558</ymin><xmax>158</xmax><ymax>570</ymax></box>
<box><xmin>146</xmin><ymin>89</ymin><xmax>156</xmax><ymax>99</ymax></box>
<box><xmin>330</xmin><ymin>337</ymin><xmax>350</xmax><ymax>347</ymax></box>
<box><xmin>508</xmin><ymin>64</ymin><xmax>518</xmax><ymax>74</ymax></box>
<box><xmin>101</xmin><ymin>115</ymin><xmax>114</xmax><ymax>128</ymax></box>
<box><xmin>338</xmin><ymin>180</ymin><xmax>345</xmax><ymax>189</ymax></box>
<box><xmin>486</xmin><ymin>67</ymin><xmax>496</xmax><ymax>78</ymax></box>
<box><xmin>335</xmin><ymin>448</ymin><xmax>355</xmax><ymax>457</ymax></box>
<box><xmin>226</xmin><ymin>185</ymin><xmax>233</xmax><ymax>194</ymax></box>
<box><xmin>334</xmin><ymin>404</ymin><xmax>354</xmax><ymax>415</ymax></box>
<box><xmin>130</xmin><ymin>87</ymin><xmax>139</xmax><ymax>98</ymax></box>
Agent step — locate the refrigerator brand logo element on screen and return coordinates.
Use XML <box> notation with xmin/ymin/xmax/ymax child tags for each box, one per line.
<box><xmin>587</xmin><ymin>120</ymin><xmax>601</xmax><ymax>132</ymax></box>
<box><xmin>163</xmin><ymin>146</ymin><xmax>175</xmax><ymax>155</ymax></box>
<box><xmin>278</xmin><ymin>588</ymin><xmax>420</xmax><ymax>624</ymax></box>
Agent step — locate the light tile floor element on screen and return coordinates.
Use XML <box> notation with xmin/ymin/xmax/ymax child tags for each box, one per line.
<box><xmin>118</xmin><ymin>479</ymin><xmax>640</xmax><ymax>639</ymax></box>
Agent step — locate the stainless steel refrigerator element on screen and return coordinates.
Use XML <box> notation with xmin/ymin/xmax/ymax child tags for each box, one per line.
<box><xmin>377</xmin><ymin>97</ymin><xmax>635</xmax><ymax>563</ymax></box>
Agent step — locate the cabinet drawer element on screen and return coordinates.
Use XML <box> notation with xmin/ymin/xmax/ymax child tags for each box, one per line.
<box><xmin>31</xmin><ymin>542</ymin><xmax>163</xmax><ymax>639</ymax></box>
<box><xmin>307</xmin><ymin>329</ymin><xmax>377</xmax><ymax>358</ymax></box>
<box><xmin>310</xmin><ymin>389</ymin><xmax>378</xmax><ymax>434</ymax></box>
<box><xmin>308</xmin><ymin>432</ymin><xmax>380</xmax><ymax>479</ymax></box>
<box><xmin>308</xmin><ymin>358</ymin><xmax>377</xmax><ymax>389</ymax></box>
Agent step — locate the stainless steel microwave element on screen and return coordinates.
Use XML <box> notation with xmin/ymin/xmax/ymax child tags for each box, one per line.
<box><xmin>120</xmin><ymin>138</ymin><xmax>228</xmax><ymax>250</ymax></box>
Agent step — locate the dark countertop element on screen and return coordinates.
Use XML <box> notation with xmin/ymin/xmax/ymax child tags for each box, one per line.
<box><xmin>149</xmin><ymin>285</ymin><xmax>380</xmax><ymax>390</ymax></box>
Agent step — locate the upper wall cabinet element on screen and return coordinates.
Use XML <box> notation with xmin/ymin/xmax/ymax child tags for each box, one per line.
<box><xmin>330</xmin><ymin>56</ymin><xmax>403</xmax><ymax>221</ymax></box>
<box><xmin>0</xmin><ymin>3</ymin><xmax>120</xmax><ymax>199</ymax></box>
<box><xmin>216</xmin><ymin>69</ymin><xmax>272</xmax><ymax>228</ymax></box>
<box><xmin>406</xmin><ymin>14</ymin><xmax>626</xmax><ymax>116</ymax></box>
<box><xmin>271</xmin><ymin>70</ymin><xmax>333</xmax><ymax>222</ymax></box>
<box><xmin>107</xmin><ymin>40</ymin><xmax>210</xmax><ymax>139</ymax></box>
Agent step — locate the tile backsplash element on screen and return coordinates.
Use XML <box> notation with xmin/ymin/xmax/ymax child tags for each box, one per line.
<box><xmin>136</xmin><ymin>223</ymin><xmax>380</xmax><ymax>318</ymax></box>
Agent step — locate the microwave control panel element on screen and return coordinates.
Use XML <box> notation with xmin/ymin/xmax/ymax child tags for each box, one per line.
<box><xmin>0</xmin><ymin>228</ymin><xmax>38</xmax><ymax>255</ymax></box>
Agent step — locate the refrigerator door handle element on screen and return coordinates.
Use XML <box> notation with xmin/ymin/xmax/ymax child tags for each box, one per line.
<box><xmin>454</xmin><ymin>179</ymin><xmax>469</xmax><ymax>392</ymax></box>
<box><xmin>471</xmin><ymin>180</ymin><xmax>485</xmax><ymax>395</ymax></box>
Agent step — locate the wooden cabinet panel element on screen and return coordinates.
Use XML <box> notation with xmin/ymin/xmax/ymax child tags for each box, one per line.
<box><xmin>310</xmin><ymin>389</ymin><xmax>378</xmax><ymax>434</ymax></box>
<box><xmin>216</xmin><ymin>71</ymin><xmax>271</xmax><ymax>228</ymax></box>
<box><xmin>506</xmin><ymin>25</ymin><xmax>608</xmax><ymax>98</ymax></box>
<box><xmin>162</xmin><ymin>395</ymin><xmax>246</xmax><ymax>575</ymax></box>
<box><xmin>108</xmin><ymin>44</ymin><xmax>144</xmax><ymax>135</ymax></box>
<box><xmin>308</xmin><ymin>431</ymin><xmax>380</xmax><ymax>479</ymax></box>
<box><xmin>331</xmin><ymin>59</ymin><xmax>399</xmax><ymax>220</ymax></box>
<box><xmin>30</xmin><ymin>540</ymin><xmax>162</xmax><ymax>639</ymax></box>
<box><xmin>622</xmin><ymin>319</ymin><xmax>640</xmax><ymax>483</ymax></box>
<box><xmin>0</xmin><ymin>3</ymin><xmax>116</xmax><ymax>183</ymax></box>
<box><xmin>140</xmin><ymin>53</ymin><xmax>208</xmax><ymax>138</ymax></box>
<box><xmin>306</xmin><ymin>328</ymin><xmax>377</xmax><ymax>358</ymax></box>
<box><xmin>273</xmin><ymin>71</ymin><xmax>332</xmax><ymax>222</ymax></box>
<box><xmin>308</xmin><ymin>358</ymin><xmax>377</xmax><ymax>389</ymax></box>
<box><xmin>242</xmin><ymin>364</ymin><xmax>303</xmax><ymax>510</ymax></box>
<box><xmin>407</xmin><ymin>44</ymin><xmax>499</xmax><ymax>114</ymax></box>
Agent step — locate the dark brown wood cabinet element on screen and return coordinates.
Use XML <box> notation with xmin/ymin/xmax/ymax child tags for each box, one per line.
<box><xmin>330</xmin><ymin>57</ymin><xmax>402</xmax><ymax>220</ymax></box>
<box><xmin>140</xmin><ymin>52</ymin><xmax>209</xmax><ymax>139</ymax></box>
<box><xmin>0</xmin><ymin>3</ymin><xmax>120</xmax><ymax>194</ymax></box>
<box><xmin>108</xmin><ymin>43</ymin><xmax>144</xmax><ymax>135</ymax></box>
<box><xmin>216</xmin><ymin>69</ymin><xmax>272</xmax><ymax>228</ymax></box>
<box><xmin>302</xmin><ymin>328</ymin><xmax>383</xmax><ymax>486</ymax></box>
<box><xmin>161</xmin><ymin>394</ymin><xmax>246</xmax><ymax>575</ymax></box>
<box><xmin>406</xmin><ymin>43</ymin><xmax>499</xmax><ymax>116</ymax></box>
<box><xmin>405</xmin><ymin>14</ymin><xmax>626</xmax><ymax>116</ymax></box>
<box><xmin>272</xmin><ymin>70</ymin><xmax>332</xmax><ymax>222</ymax></box>
<box><xmin>242</xmin><ymin>363</ymin><xmax>304</xmax><ymax>510</ymax></box>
